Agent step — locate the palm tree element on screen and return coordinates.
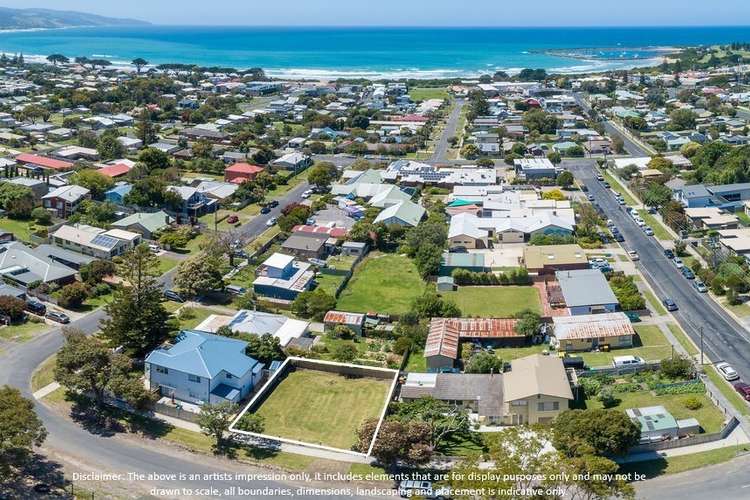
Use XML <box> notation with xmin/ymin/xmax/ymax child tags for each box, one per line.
<box><xmin>132</xmin><ymin>58</ymin><xmax>149</xmax><ymax>74</ymax></box>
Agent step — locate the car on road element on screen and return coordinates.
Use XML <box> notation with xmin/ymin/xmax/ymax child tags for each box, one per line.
<box><xmin>268</xmin><ymin>200</ymin><xmax>279</xmax><ymax>208</ymax></box>
<box><xmin>664</xmin><ymin>249</ymin><xmax>675</xmax><ymax>259</ymax></box>
<box><xmin>606</xmin><ymin>219</ymin><xmax>614</xmax><ymax>227</ymax></box>
<box><xmin>164</xmin><ymin>289</ymin><xmax>184</xmax><ymax>303</ymax></box>
<box><xmin>226</xmin><ymin>215</ymin><xmax>239</xmax><ymax>224</ymax></box>
<box><xmin>662</xmin><ymin>298</ymin><xmax>678</xmax><ymax>311</ymax></box>
<box><xmin>681</xmin><ymin>267</ymin><xmax>695</xmax><ymax>279</ymax></box>
<box><xmin>260</xmin><ymin>206</ymin><xmax>271</xmax><ymax>215</ymax></box>
<box><xmin>398</xmin><ymin>480</ymin><xmax>449</xmax><ymax>500</ymax></box>
<box><xmin>613</xmin><ymin>233</ymin><xmax>624</xmax><ymax>242</ymax></box>
<box><xmin>693</xmin><ymin>280</ymin><xmax>708</xmax><ymax>293</ymax></box>
<box><xmin>46</xmin><ymin>310</ymin><xmax>70</xmax><ymax>324</ymax></box>
<box><xmin>266</xmin><ymin>217</ymin><xmax>278</xmax><ymax>227</ymax></box>
<box><xmin>673</xmin><ymin>257</ymin><xmax>684</xmax><ymax>269</ymax></box>
<box><xmin>25</xmin><ymin>299</ymin><xmax>46</xmax><ymax>316</ymax></box>
<box><xmin>717</xmin><ymin>362</ymin><xmax>740</xmax><ymax>381</ymax></box>
<box><xmin>643</xmin><ymin>226</ymin><xmax>654</xmax><ymax>236</ymax></box>
<box><xmin>587</xmin><ymin>194</ymin><xmax>595</xmax><ymax>201</ymax></box>
<box><xmin>634</xmin><ymin>217</ymin><xmax>645</xmax><ymax>227</ymax></box>
<box><xmin>596</xmin><ymin>174</ymin><xmax>604</xmax><ymax>181</ymax></box>
<box><xmin>628</xmin><ymin>250</ymin><xmax>639</xmax><ymax>261</ymax></box>
<box><xmin>617</xmin><ymin>197</ymin><xmax>626</xmax><ymax>205</ymax></box>
<box><xmin>301</xmin><ymin>189</ymin><xmax>313</xmax><ymax>199</ymax></box>
<box><xmin>734</xmin><ymin>382</ymin><xmax>750</xmax><ymax>401</ymax></box>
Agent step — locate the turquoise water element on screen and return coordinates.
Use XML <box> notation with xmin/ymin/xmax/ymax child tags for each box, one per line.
<box><xmin>1</xmin><ymin>25</ymin><xmax>749</xmax><ymax>78</ymax></box>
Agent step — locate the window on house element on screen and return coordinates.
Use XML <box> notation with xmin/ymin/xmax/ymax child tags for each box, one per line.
<box><xmin>155</xmin><ymin>366</ymin><xmax>168</xmax><ymax>374</ymax></box>
<box><xmin>188</xmin><ymin>374</ymin><xmax>201</xmax><ymax>383</ymax></box>
<box><xmin>226</xmin><ymin>373</ymin><xmax>233</xmax><ymax>379</ymax></box>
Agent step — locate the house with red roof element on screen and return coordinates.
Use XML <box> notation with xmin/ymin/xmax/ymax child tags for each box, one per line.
<box><xmin>16</xmin><ymin>153</ymin><xmax>74</xmax><ymax>172</ymax></box>
<box><xmin>97</xmin><ymin>163</ymin><xmax>132</xmax><ymax>178</ymax></box>
<box><xmin>224</xmin><ymin>163</ymin><xmax>264</xmax><ymax>184</ymax></box>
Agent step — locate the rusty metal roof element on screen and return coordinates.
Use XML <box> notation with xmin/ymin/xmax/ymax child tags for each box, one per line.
<box><xmin>552</xmin><ymin>312</ymin><xmax>635</xmax><ymax>341</ymax></box>
<box><xmin>424</xmin><ymin>318</ymin><xmax>522</xmax><ymax>360</ymax></box>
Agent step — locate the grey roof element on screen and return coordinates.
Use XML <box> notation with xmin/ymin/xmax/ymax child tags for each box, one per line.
<box><xmin>555</xmin><ymin>269</ymin><xmax>618</xmax><ymax>308</ymax></box>
<box><xmin>709</xmin><ymin>183</ymin><xmax>750</xmax><ymax>195</ymax></box>
<box><xmin>683</xmin><ymin>184</ymin><xmax>710</xmax><ymax>198</ymax></box>
<box><xmin>400</xmin><ymin>373</ymin><xmax>503</xmax><ymax>417</ymax></box>
<box><xmin>0</xmin><ymin>282</ymin><xmax>25</xmax><ymax>298</ymax></box>
<box><xmin>282</xmin><ymin>234</ymin><xmax>326</xmax><ymax>252</ymax></box>
<box><xmin>0</xmin><ymin>241</ymin><xmax>77</xmax><ymax>284</ymax></box>
<box><xmin>112</xmin><ymin>211</ymin><xmax>172</xmax><ymax>233</ymax></box>
<box><xmin>36</xmin><ymin>244</ymin><xmax>96</xmax><ymax>266</ymax></box>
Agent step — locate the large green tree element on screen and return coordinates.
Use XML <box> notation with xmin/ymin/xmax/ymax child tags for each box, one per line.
<box><xmin>70</xmin><ymin>169</ymin><xmax>115</xmax><ymax>199</ymax></box>
<box><xmin>0</xmin><ymin>183</ymin><xmax>34</xmax><ymax>219</ymax></box>
<box><xmin>0</xmin><ymin>386</ymin><xmax>47</xmax><ymax>479</ymax></box>
<box><xmin>99</xmin><ymin>245</ymin><xmax>171</xmax><ymax>356</ymax></box>
<box><xmin>173</xmin><ymin>253</ymin><xmax>225</xmax><ymax>299</ymax></box>
<box><xmin>553</xmin><ymin>408</ymin><xmax>641</xmax><ymax>457</ymax></box>
<box><xmin>198</xmin><ymin>401</ymin><xmax>236</xmax><ymax>451</ymax></box>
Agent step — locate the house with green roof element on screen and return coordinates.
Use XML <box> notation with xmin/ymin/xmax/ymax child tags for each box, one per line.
<box><xmin>440</xmin><ymin>252</ymin><xmax>488</xmax><ymax>276</ymax></box>
<box><xmin>111</xmin><ymin>210</ymin><xmax>173</xmax><ymax>239</ymax></box>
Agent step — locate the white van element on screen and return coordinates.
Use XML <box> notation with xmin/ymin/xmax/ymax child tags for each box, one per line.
<box><xmin>612</xmin><ymin>355</ymin><xmax>645</xmax><ymax>368</ymax></box>
<box><xmin>398</xmin><ymin>481</ymin><xmax>450</xmax><ymax>499</ymax></box>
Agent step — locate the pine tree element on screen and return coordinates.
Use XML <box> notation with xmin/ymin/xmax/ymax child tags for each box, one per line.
<box><xmin>18</xmin><ymin>53</ymin><xmax>23</xmax><ymax>66</ymax></box>
<box><xmin>99</xmin><ymin>244</ymin><xmax>170</xmax><ymax>356</ymax></box>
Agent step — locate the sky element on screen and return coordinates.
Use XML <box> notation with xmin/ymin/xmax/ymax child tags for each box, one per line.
<box><xmin>9</xmin><ymin>1</ymin><xmax>750</xmax><ymax>26</ymax></box>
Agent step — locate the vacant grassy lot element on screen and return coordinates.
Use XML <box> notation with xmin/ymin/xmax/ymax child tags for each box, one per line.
<box><xmin>337</xmin><ymin>253</ymin><xmax>425</xmax><ymax>315</ymax></box>
<box><xmin>577</xmin><ymin>325</ymin><xmax>673</xmax><ymax>367</ymax></box>
<box><xmin>0</xmin><ymin>217</ymin><xmax>35</xmax><ymax>242</ymax></box>
<box><xmin>255</xmin><ymin>369</ymin><xmax>392</xmax><ymax>449</ymax></box>
<box><xmin>409</xmin><ymin>87</ymin><xmax>449</xmax><ymax>102</ymax></box>
<box><xmin>440</xmin><ymin>286</ymin><xmax>541</xmax><ymax>317</ymax></box>
<box><xmin>586</xmin><ymin>389</ymin><xmax>726</xmax><ymax>433</ymax></box>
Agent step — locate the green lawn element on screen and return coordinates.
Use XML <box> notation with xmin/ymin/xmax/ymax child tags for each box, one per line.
<box><xmin>440</xmin><ymin>286</ymin><xmax>541</xmax><ymax>317</ymax></box>
<box><xmin>405</xmin><ymin>349</ymin><xmax>427</xmax><ymax>372</ymax></box>
<box><xmin>643</xmin><ymin>289</ymin><xmax>667</xmax><ymax>316</ymax></box>
<box><xmin>494</xmin><ymin>343</ymin><xmax>548</xmax><ymax>361</ymax></box>
<box><xmin>31</xmin><ymin>354</ymin><xmax>57</xmax><ymax>392</ymax></box>
<box><xmin>637</xmin><ymin>210</ymin><xmax>672</xmax><ymax>240</ymax></box>
<box><xmin>0</xmin><ymin>217</ymin><xmax>35</xmax><ymax>242</ymax></box>
<box><xmin>254</xmin><ymin>369</ymin><xmax>392</xmax><ymax>449</ymax></box>
<box><xmin>667</xmin><ymin>323</ymin><xmax>699</xmax><ymax>357</ymax></box>
<box><xmin>737</xmin><ymin>211</ymin><xmax>750</xmax><ymax>227</ymax></box>
<box><xmin>157</xmin><ymin>256</ymin><xmax>180</xmax><ymax>275</ymax></box>
<box><xmin>577</xmin><ymin>325</ymin><xmax>673</xmax><ymax>367</ymax></box>
<box><xmin>337</xmin><ymin>253</ymin><xmax>425</xmax><ymax>315</ymax></box>
<box><xmin>603</xmin><ymin>170</ymin><xmax>638</xmax><ymax>206</ymax></box>
<box><xmin>0</xmin><ymin>320</ymin><xmax>50</xmax><ymax>343</ymax></box>
<box><xmin>619</xmin><ymin>445</ymin><xmax>749</xmax><ymax>479</ymax></box>
<box><xmin>175</xmin><ymin>306</ymin><xmax>219</xmax><ymax>330</ymax></box>
<box><xmin>267</xmin><ymin>168</ymin><xmax>310</xmax><ymax>199</ymax></box>
<box><xmin>409</xmin><ymin>87</ymin><xmax>449</xmax><ymax>102</ymax></box>
<box><xmin>586</xmin><ymin>389</ymin><xmax>726</xmax><ymax>433</ymax></box>
<box><xmin>314</xmin><ymin>272</ymin><xmax>347</xmax><ymax>296</ymax></box>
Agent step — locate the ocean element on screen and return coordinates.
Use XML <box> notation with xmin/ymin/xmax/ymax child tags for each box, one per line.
<box><xmin>1</xmin><ymin>25</ymin><xmax>749</xmax><ymax>79</ymax></box>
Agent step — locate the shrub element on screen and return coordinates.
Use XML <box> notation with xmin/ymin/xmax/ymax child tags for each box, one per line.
<box><xmin>598</xmin><ymin>390</ymin><xmax>620</xmax><ymax>409</ymax></box>
<box><xmin>57</xmin><ymin>282</ymin><xmax>90</xmax><ymax>309</ymax></box>
<box><xmin>580</xmin><ymin>377</ymin><xmax>602</xmax><ymax>397</ymax></box>
<box><xmin>0</xmin><ymin>295</ymin><xmax>26</xmax><ymax>321</ymax></box>
<box><xmin>660</xmin><ymin>355</ymin><xmax>695</xmax><ymax>380</ymax></box>
<box><xmin>683</xmin><ymin>396</ymin><xmax>703</xmax><ymax>410</ymax></box>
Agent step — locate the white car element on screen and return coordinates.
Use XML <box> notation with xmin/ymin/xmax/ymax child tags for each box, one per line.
<box><xmin>266</xmin><ymin>217</ymin><xmax>278</xmax><ymax>227</ymax></box>
<box><xmin>716</xmin><ymin>362</ymin><xmax>740</xmax><ymax>381</ymax></box>
<box><xmin>643</xmin><ymin>227</ymin><xmax>654</xmax><ymax>236</ymax></box>
<box><xmin>148</xmin><ymin>243</ymin><xmax>161</xmax><ymax>253</ymax></box>
<box><xmin>673</xmin><ymin>258</ymin><xmax>684</xmax><ymax>269</ymax></box>
<box><xmin>628</xmin><ymin>250</ymin><xmax>640</xmax><ymax>261</ymax></box>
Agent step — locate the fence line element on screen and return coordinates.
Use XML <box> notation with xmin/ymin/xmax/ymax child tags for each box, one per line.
<box><xmin>629</xmin><ymin>417</ymin><xmax>740</xmax><ymax>453</ymax></box>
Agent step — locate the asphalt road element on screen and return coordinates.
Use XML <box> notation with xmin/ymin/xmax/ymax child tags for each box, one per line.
<box><xmin>569</xmin><ymin>160</ymin><xmax>750</xmax><ymax>384</ymax></box>
<box><xmin>572</xmin><ymin>92</ymin><xmax>651</xmax><ymax>157</ymax></box>
<box><xmin>0</xmin><ymin>181</ymin><xmax>385</xmax><ymax>498</ymax></box>
<box><xmin>431</xmin><ymin>98</ymin><xmax>465</xmax><ymax>162</ymax></box>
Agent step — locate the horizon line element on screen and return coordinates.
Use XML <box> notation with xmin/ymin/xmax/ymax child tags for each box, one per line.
<box><xmin>124</xmin><ymin>23</ymin><xmax>750</xmax><ymax>29</ymax></box>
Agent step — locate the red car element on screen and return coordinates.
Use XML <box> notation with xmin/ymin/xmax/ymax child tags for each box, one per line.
<box><xmin>734</xmin><ymin>382</ymin><xmax>750</xmax><ymax>401</ymax></box>
<box><xmin>227</xmin><ymin>215</ymin><xmax>239</xmax><ymax>224</ymax></box>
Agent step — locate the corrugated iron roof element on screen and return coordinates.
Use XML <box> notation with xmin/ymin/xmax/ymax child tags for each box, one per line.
<box><xmin>552</xmin><ymin>312</ymin><xmax>635</xmax><ymax>340</ymax></box>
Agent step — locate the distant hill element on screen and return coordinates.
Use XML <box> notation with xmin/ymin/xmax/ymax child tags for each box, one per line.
<box><xmin>0</xmin><ymin>7</ymin><xmax>149</xmax><ymax>30</ymax></box>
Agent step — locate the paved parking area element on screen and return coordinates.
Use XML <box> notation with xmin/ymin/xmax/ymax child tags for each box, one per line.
<box><xmin>469</xmin><ymin>244</ymin><xmax>524</xmax><ymax>268</ymax></box>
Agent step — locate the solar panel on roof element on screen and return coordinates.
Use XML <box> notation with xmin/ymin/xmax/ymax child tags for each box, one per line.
<box><xmin>91</xmin><ymin>234</ymin><xmax>119</xmax><ymax>249</ymax></box>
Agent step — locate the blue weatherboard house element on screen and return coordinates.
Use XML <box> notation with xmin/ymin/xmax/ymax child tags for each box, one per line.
<box><xmin>105</xmin><ymin>183</ymin><xmax>132</xmax><ymax>205</ymax></box>
<box><xmin>145</xmin><ymin>330</ymin><xmax>263</xmax><ymax>405</ymax></box>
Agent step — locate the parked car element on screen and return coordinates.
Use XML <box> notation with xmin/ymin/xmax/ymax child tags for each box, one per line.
<box><xmin>225</xmin><ymin>285</ymin><xmax>246</xmax><ymax>296</ymax></box>
<box><xmin>227</xmin><ymin>215</ymin><xmax>239</xmax><ymax>224</ymax></box>
<box><xmin>602</xmin><ymin>181</ymin><xmax>610</xmax><ymax>188</ymax></box>
<box><xmin>301</xmin><ymin>189</ymin><xmax>313</xmax><ymax>199</ymax></box>
<box><xmin>268</xmin><ymin>200</ymin><xmax>279</xmax><ymax>208</ymax></box>
<box><xmin>266</xmin><ymin>217</ymin><xmax>278</xmax><ymax>227</ymax></box>
<box><xmin>717</xmin><ymin>362</ymin><xmax>740</xmax><ymax>381</ymax></box>
<box><xmin>587</xmin><ymin>194</ymin><xmax>595</xmax><ymax>201</ymax></box>
<box><xmin>260</xmin><ymin>206</ymin><xmax>271</xmax><ymax>214</ymax></box>
<box><xmin>596</xmin><ymin>174</ymin><xmax>604</xmax><ymax>181</ymax></box>
<box><xmin>733</xmin><ymin>382</ymin><xmax>750</xmax><ymax>401</ymax></box>
<box><xmin>643</xmin><ymin>227</ymin><xmax>654</xmax><ymax>236</ymax></box>
<box><xmin>398</xmin><ymin>481</ymin><xmax>449</xmax><ymax>500</ymax></box>
<box><xmin>164</xmin><ymin>289</ymin><xmax>184</xmax><ymax>303</ymax></box>
<box><xmin>148</xmin><ymin>243</ymin><xmax>161</xmax><ymax>253</ymax></box>
<box><xmin>673</xmin><ymin>258</ymin><xmax>684</xmax><ymax>269</ymax></box>
<box><xmin>25</xmin><ymin>299</ymin><xmax>46</xmax><ymax>316</ymax></box>
<box><xmin>628</xmin><ymin>250</ymin><xmax>639</xmax><ymax>261</ymax></box>
<box><xmin>612</xmin><ymin>355</ymin><xmax>645</xmax><ymax>368</ymax></box>
<box><xmin>613</xmin><ymin>234</ymin><xmax>625</xmax><ymax>242</ymax></box>
<box><xmin>46</xmin><ymin>310</ymin><xmax>70</xmax><ymax>324</ymax></box>
<box><xmin>664</xmin><ymin>249</ymin><xmax>675</xmax><ymax>259</ymax></box>
<box><xmin>681</xmin><ymin>267</ymin><xmax>695</xmax><ymax>279</ymax></box>
<box><xmin>617</xmin><ymin>197</ymin><xmax>626</xmax><ymax>205</ymax></box>
<box><xmin>662</xmin><ymin>298</ymin><xmax>678</xmax><ymax>311</ymax></box>
<box><xmin>693</xmin><ymin>280</ymin><xmax>708</xmax><ymax>293</ymax></box>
